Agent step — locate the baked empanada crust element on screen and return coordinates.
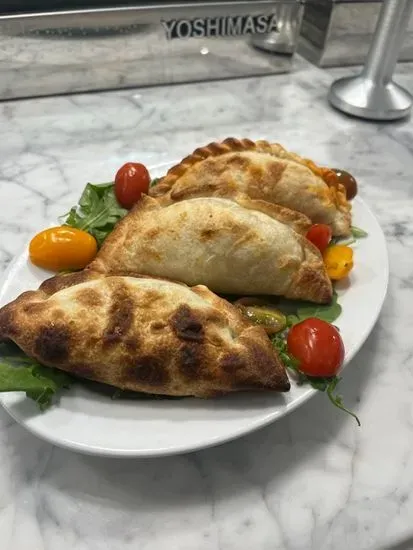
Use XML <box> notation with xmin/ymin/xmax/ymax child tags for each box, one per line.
<box><xmin>89</xmin><ymin>195</ymin><xmax>333</xmax><ymax>304</ymax></box>
<box><xmin>0</xmin><ymin>271</ymin><xmax>290</xmax><ymax>396</ymax></box>
<box><xmin>150</xmin><ymin>138</ymin><xmax>351</xmax><ymax>236</ymax></box>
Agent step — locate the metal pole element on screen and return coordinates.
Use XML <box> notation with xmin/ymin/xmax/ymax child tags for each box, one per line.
<box><xmin>328</xmin><ymin>0</ymin><xmax>413</xmax><ymax>121</ymax></box>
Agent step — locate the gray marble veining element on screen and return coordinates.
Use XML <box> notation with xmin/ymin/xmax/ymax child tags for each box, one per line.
<box><xmin>0</xmin><ymin>56</ymin><xmax>413</xmax><ymax>550</ymax></box>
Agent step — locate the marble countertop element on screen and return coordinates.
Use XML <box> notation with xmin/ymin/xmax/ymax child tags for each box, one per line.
<box><xmin>1</xmin><ymin>57</ymin><xmax>413</xmax><ymax>550</ymax></box>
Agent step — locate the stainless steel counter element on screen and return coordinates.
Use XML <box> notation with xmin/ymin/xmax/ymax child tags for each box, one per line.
<box><xmin>0</xmin><ymin>1</ymin><xmax>302</xmax><ymax>100</ymax></box>
<box><xmin>298</xmin><ymin>0</ymin><xmax>413</xmax><ymax>67</ymax></box>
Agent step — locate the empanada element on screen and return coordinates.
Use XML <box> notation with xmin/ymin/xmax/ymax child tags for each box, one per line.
<box><xmin>89</xmin><ymin>195</ymin><xmax>333</xmax><ymax>303</ymax></box>
<box><xmin>150</xmin><ymin>138</ymin><xmax>351</xmax><ymax>236</ymax></box>
<box><xmin>0</xmin><ymin>271</ymin><xmax>290</xmax><ymax>396</ymax></box>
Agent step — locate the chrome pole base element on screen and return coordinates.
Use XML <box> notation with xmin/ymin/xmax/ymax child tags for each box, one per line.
<box><xmin>328</xmin><ymin>75</ymin><xmax>413</xmax><ymax>121</ymax></box>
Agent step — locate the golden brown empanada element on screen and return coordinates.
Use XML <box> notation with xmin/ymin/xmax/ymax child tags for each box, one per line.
<box><xmin>150</xmin><ymin>138</ymin><xmax>351</xmax><ymax>236</ymax></box>
<box><xmin>0</xmin><ymin>271</ymin><xmax>290</xmax><ymax>396</ymax></box>
<box><xmin>89</xmin><ymin>195</ymin><xmax>333</xmax><ymax>304</ymax></box>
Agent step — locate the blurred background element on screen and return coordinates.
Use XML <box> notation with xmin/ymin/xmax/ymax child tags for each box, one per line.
<box><xmin>0</xmin><ymin>0</ymin><xmax>411</xmax><ymax>101</ymax></box>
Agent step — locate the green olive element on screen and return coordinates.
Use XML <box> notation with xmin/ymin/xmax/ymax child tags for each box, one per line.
<box><xmin>239</xmin><ymin>305</ymin><xmax>287</xmax><ymax>334</ymax></box>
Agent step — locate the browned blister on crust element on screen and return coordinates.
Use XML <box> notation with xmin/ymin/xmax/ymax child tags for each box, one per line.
<box><xmin>89</xmin><ymin>195</ymin><xmax>332</xmax><ymax>304</ymax></box>
<box><xmin>0</xmin><ymin>271</ymin><xmax>290</xmax><ymax>397</ymax></box>
<box><xmin>149</xmin><ymin>137</ymin><xmax>351</xmax><ymax>236</ymax></box>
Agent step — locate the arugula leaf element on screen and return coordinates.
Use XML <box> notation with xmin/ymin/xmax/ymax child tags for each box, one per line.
<box><xmin>351</xmin><ymin>226</ymin><xmax>368</xmax><ymax>239</ymax></box>
<box><xmin>306</xmin><ymin>376</ymin><xmax>330</xmax><ymax>392</ymax></box>
<box><xmin>79</xmin><ymin>181</ymin><xmax>113</xmax><ymax>208</ymax></box>
<box><xmin>293</xmin><ymin>290</ymin><xmax>342</xmax><ymax>324</ymax></box>
<box><xmin>329</xmin><ymin>226</ymin><xmax>367</xmax><ymax>247</ymax></box>
<box><xmin>271</xmin><ymin>331</ymin><xmax>360</xmax><ymax>426</ymax></box>
<box><xmin>329</xmin><ymin>236</ymin><xmax>341</xmax><ymax>246</ymax></box>
<box><xmin>0</xmin><ymin>344</ymin><xmax>72</xmax><ymax>410</ymax></box>
<box><xmin>63</xmin><ymin>174</ymin><xmax>163</xmax><ymax>246</ymax></box>
<box><xmin>63</xmin><ymin>182</ymin><xmax>127</xmax><ymax>247</ymax></box>
<box><xmin>304</xmin><ymin>373</ymin><xmax>360</xmax><ymax>425</ymax></box>
<box><xmin>276</xmin><ymin>291</ymin><xmax>341</xmax><ymax>327</ymax></box>
<box><xmin>286</xmin><ymin>314</ymin><xmax>300</xmax><ymax>327</ymax></box>
<box><xmin>325</xmin><ymin>377</ymin><xmax>361</xmax><ymax>426</ymax></box>
<box><xmin>272</xmin><ymin>332</ymin><xmax>299</xmax><ymax>369</ymax></box>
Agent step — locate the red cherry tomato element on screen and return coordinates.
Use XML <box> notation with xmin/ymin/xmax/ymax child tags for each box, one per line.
<box><xmin>306</xmin><ymin>224</ymin><xmax>332</xmax><ymax>253</ymax></box>
<box><xmin>114</xmin><ymin>162</ymin><xmax>150</xmax><ymax>209</ymax></box>
<box><xmin>287</xmin><ymin>318</ymin><xmax>344</xmax><ymax>377</ymax></box>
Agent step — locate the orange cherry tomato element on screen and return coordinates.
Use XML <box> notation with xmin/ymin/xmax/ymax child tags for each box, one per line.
<box><xmin>114</xmin><ymin>162</ymin><xmax>150</xmax><ymax>209</ymax></box>
<box><xmin>287</xmin><ymin>318</ymin><xmax>344</xmax><ymax>378</ymax></box>
<box><xmin>29</xmin><ymin>226</ymin><xmax>97</xmax><ymax>272</ymax></box>
<box><xmin>306</xmin><ymin>224</ymin><xmax>332</xmax><ymax>253</ymax></box>
<box><xmin>323</xmin><ymin>245</ymin><xmax>354</xmax><ymax>281</ymax></box>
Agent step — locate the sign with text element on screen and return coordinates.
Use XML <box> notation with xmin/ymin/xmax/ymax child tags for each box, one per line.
<box><xmin>162</xmin><ymin>14</ymin><xmax>278</xmax><ymax>40</ymax></box>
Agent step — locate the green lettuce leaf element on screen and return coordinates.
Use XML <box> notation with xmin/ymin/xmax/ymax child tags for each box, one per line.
<box><xmin>63</xmin><ymin>177</ymin><xmax>162</xmax><ymax>246</ymax></box>
<box><xmin>150</xmin><ymin>177</ymin><xmax>161</xmax><ymax>187</ymax></box>
<box><xmin>351</xmin><ymin>225</ymin><xmax>368</xmax><ymax>239</ymax></box>
<box><xmin>0</xmin><ymin>343</ymin><xmax>72</xmax><ymax>410</ymax></box>
<box><xmin>286</xmin><ymin>290</ymin><xmax>342</xmax><ymax>325</ymax></box>
<box><xmin>62</xmin><ymin>182</ymin><xmax>127</xmax><ymax>247</ymax></box>
<box><xmin>271</xmin><ymin>334</ymin><xmax>360</xmax><ymax>425</ymax></box>
<box><xmin>329</xmin><ymin>225</ymin><xmax>368</xmax><ymax>247</ymax></box>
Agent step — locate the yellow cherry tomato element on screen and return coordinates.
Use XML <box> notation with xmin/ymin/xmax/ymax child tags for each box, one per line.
<box><xmin>29</xmin><ymin>226</ymin><xmax>97</xmax><ymax>272</ymax></box>
<box><xmin>323</xmin><ymin>245</ymin><xmax>354</xmax><ymax>281</ymax></box>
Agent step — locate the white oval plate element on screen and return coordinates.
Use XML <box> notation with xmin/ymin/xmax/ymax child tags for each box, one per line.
<box><xmin>0</xmin><ymin>165</ymin><xmax>389</xmax><ymax>457</ymax></box>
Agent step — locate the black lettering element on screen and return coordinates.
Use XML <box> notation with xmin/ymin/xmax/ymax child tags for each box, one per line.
<box><xmin>162</xmin><ymin>13</ymin><xmax>275</xmax><ymax>40</ymax></box>
<box><xmin>206</xmin><ymin>17</ymin><xmax>220</xmax><ymax>37</ymax></box>
<box><xmin>256</xmin><ymin>14</ymin><xmax>269</xmax><ymax>34</ymax></box>
<box><xmin>242</xmin><ymin>15</ymin><xmax>256</xmax><ymax>35</ymax></box>
<box><xmin>227</xmin><ymin>16</ymin><xmax>243</xmax><ymax>36</ymax></box>
<box><xmin>161</xmin><ymin>19</ymin><xmax>177</xmax><ymax>40</ymax></box>
<box><xmin>268</xmin><ymin>14</ymin><xmax>278</xmax><ymax>33</ymax></box>
<box><xmin>193</xmin><ymin>18</ymin><xmax>205</xmax><ymax>38</ymax></box>
<box><xmin>220</xmin><ymin>17</ymin><xmax>226</xmax><ymax>37</ymax></box>
<box><xmin>176</xmin><ymin>20</ymin><xmax>191</xmax><ymax>39</ymax></box>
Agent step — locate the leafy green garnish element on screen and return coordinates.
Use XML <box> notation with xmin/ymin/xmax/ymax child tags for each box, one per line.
<box><xmin>150</xmin><ymin>177</ymin><xmax>161</xmax><ymax>187</ymax></box>
<box><xmin>272</xmin><ymin>332</ymin><xmax>305</xmax><ymax>383</ymax></box>
<box><xmin>271</xmin><ymin>333</ymin><xmax>360</xmax><ymax>426</ymax></box>
<box><xmin>329</xmin><ymin>226</ymin><xmax>367</xmax><ymax>247</ymax></box>
<box><xmin>62</xmin><ymin>177</ymin><xmax>163</xmax><ymax>246</ymax></box>
<box><xmin>324</xmin><ymin>377</ymin><xmax>360</xmax><ymax>425</ymax></box>
<box><xmin>271</xmin><ymin>292</ymin><xmax>360</xmax><ymax>425</ymax></box>
<box><xmin>304</xmin><ymin>375</ymin><xmax>359</xmax><ymax>424</ymax></box>
<box><xmin>351</xmin><ymin>225</ymin><xmax>368</xmax><ymax>239</ymax></box>
<box><xmin>306</xmin><ymin>375</ymin><xmax>359</xmax><ymax>424</ymax></box>
<box><xmin>63</xmin><ymin>182</ymin><xmax>127</xmax><ymax>247</ymax></box>
<box><xmin>287</xmin><ymin>290</ymin><xmax>342</xmax><ymax>325</ymax></box>
<box><xmin>0</xmin><ymin>343</ymin><xmax>72</xmax><ymax>410</ymax></box>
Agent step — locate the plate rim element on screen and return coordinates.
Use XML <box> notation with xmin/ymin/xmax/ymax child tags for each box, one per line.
<box><xmin>0</xmin><ymin>192</ymin><xmax>389</xmax><ymax>457</ymax></box>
